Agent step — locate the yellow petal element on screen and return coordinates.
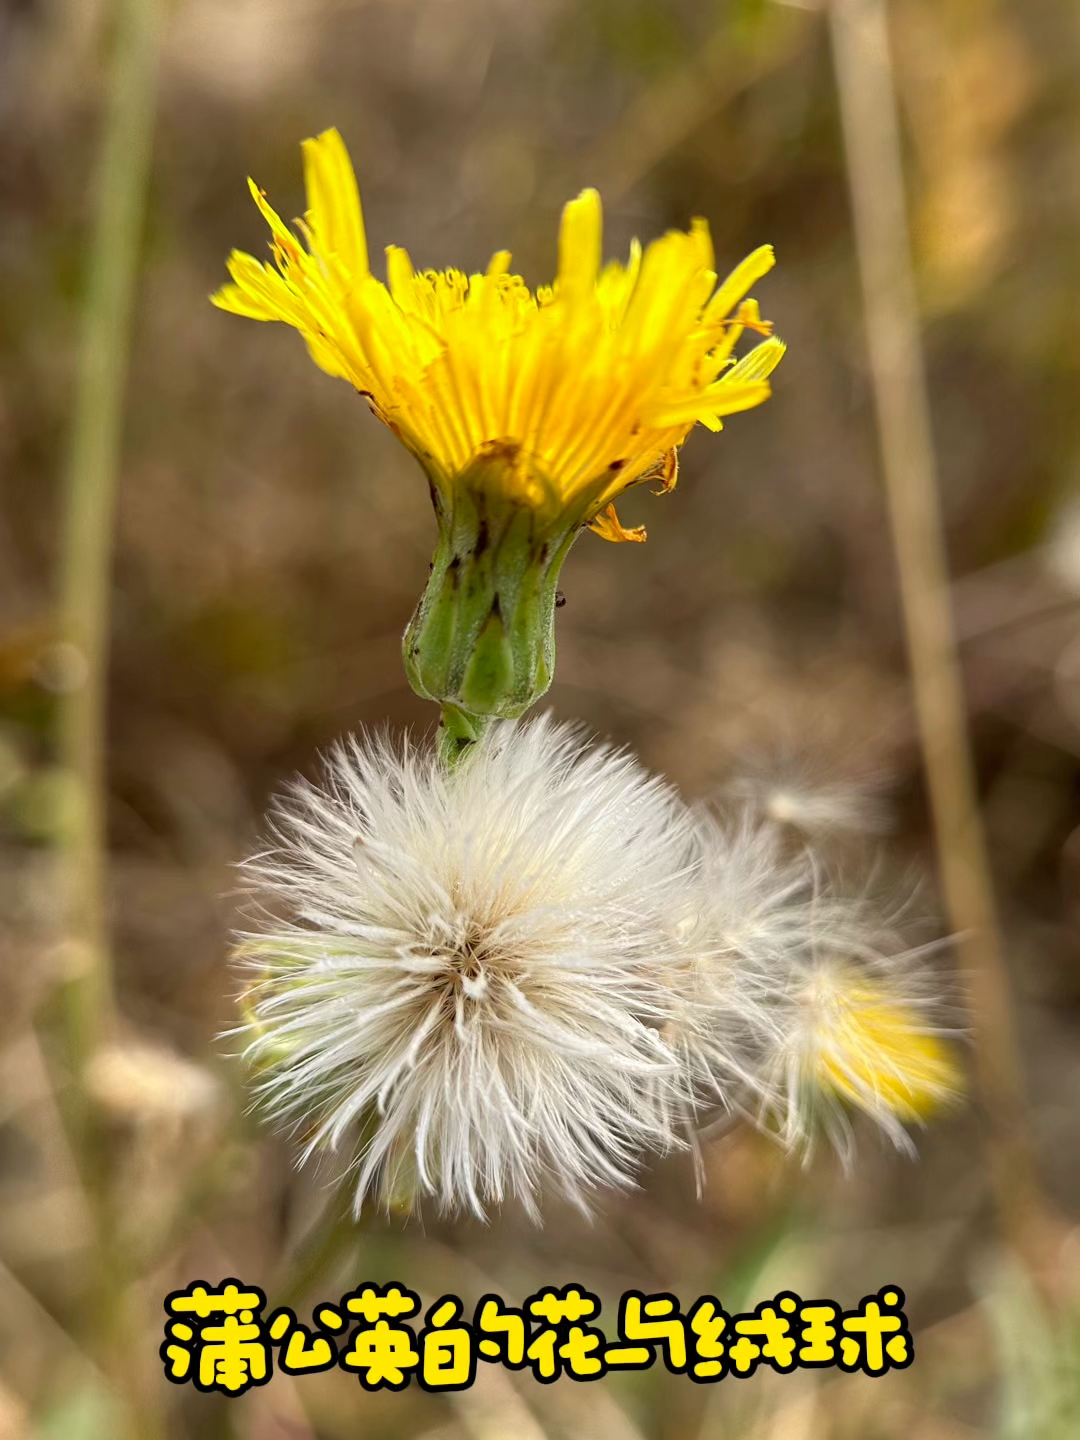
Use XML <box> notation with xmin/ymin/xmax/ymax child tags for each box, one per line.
<box><xmin>646</xmin><ymin>377</ymin><xmax>774</xmax><ymax>428</ymax></box>
<box><xmin>704</xmin><ymin>243</ymin><xmax>776</xmax><ymax>323</ymax></box>
<box><xmin>247</xmin><ymin>178</ymin><xmax>303</xmax><ymax>263</ymax></box>
<box><xmin>688</xmin><ymin>216</ymin><xmax>715</xmax><ymax>274</ymax></box>
<box><xmin>301</xmin><ymin>127</ymin><xmax>369</xmax><ymax>276</ymax></box>
<box><xmin>557</xmin><ymin>188</ymin><xmax>603</xmax><ymax>303</ymax></box>
<box><xmin>210</xmin><ymin>279</ymin><xmax>274</xmax><ymax>321</ymax></box>
<box><xmin>211</xmin><ymin>249</ymin><xmax>298</xmax><ymax>321</ymax></box>
<box><xmin>385</xmin><ymin>245</ymin><xmax>417</xmax><ymax>308</ymax></box>
<box><xmin>724</xmin><ymin>334</ymin><xmax>787</xmax><ymax>383</ymax></box>
<box><xmin>820</xmin><ymin>1014</ymin><xmax>962</xmax><ymax>1123</ymax></box>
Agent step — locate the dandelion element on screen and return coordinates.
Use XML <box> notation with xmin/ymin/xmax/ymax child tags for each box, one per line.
<box><xmin>674</xmin><ymin>811</ymin><xmax>962</xmax><ymax>1162</ymax></box>
<box><xmin>213</xmin><ymin>129</ymin><xmax>784</xmax><ymax>749</ymax></box>
<box><xmin>236</xmin><ymin>715</ymin><xmax>694</xmax><ymax>1219</ymax></box>
<box><xmin>208</xmin><ymin>133</ymin><xmax>966</xmax><ymax>1229</ymax></box>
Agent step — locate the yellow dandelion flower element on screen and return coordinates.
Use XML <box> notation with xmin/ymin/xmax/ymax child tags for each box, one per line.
<box><xmin>804</xmin><ymin>967</ymin><xmax>961</xmax><ymax>1128</ymax></box>
<box><xmin>213</xmin><ymin>128</ymin><xmax>782</xmax><ymax>531</ymax></box>
<box><xmin>213</xmin><ymin>129</ymin><xmax>784</xmax><ymax>749</ymax></box>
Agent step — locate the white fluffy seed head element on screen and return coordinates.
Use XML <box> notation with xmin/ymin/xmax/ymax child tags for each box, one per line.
<box><xmin>234</xmin><ymin>714</ymin><xmax>695</xmax><ymax>1220</ymax></box>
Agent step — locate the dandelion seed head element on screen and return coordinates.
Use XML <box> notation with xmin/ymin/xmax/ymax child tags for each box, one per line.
<box><xmin>235</xmin><ymin>715</ymin><xmax>693</xmax><ymax>1220</ymax></box>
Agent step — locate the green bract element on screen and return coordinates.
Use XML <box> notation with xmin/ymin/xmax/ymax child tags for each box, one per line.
<box><xmin>403</xmin><ymin>452</ymin><xmax>583</xmax><ymax>764</ymax></box>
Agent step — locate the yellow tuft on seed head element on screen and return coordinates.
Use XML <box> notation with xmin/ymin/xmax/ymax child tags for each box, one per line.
<box><xmin>803</xmin><ymin>966</ymin><xmax>962</xmax><ymax>1125</ymax></box>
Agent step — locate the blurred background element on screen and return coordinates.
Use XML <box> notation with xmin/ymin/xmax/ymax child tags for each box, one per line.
<box><xmin>3</xmin><ymin>0</ymin><xmax>1080</xmax><ymax>1435</ymax></box>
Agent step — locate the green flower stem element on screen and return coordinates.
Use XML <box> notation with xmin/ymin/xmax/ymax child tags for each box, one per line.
<box><xmin>437</xmin><ymin>703</ymin><xmax>493</xmax><ymax>769</ymax></box>
<box><xmin>275</xmin><ymin>1192</ymin><xmax>365</xmax><ymax>1312</ymax></box>
<box><xmin>59</xmin><ymin>0</ymin><xmax>163</xmax><ymax>1074</ymax></box>
<box><xmin>54</xmin><ymin>1</ymin><xmax>166</xmax><ymax>1431</ymax></box>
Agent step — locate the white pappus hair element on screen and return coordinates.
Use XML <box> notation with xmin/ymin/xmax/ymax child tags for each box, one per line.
<box><xmin>665</xmin><ymin>809</ymin><xmax>823</xmax><ymax>1148</ymax></box>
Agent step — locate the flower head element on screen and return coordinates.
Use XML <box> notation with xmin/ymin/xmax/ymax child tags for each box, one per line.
<box><xmin>212</xmin><ymin>127</ymin><xmax>784</xmax><ymax>542</ymax></box>
<box><xmin>235</xmin><ymin>715</ymin><xmax>693</xmax><ymax>1219</ymax></box>
<box><xmin>214</xmin><ymin>130</ymin><xmax>784</xmax><ymax>738</ymax></box>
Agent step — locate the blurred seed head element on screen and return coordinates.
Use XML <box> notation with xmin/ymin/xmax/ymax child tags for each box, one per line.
<box><xmin>30</xmin><ymin>640</ymin><xmax>88</xmax><ymax>695</ymax></box>
<box><xmin>85</xmin><ymin>1041</ymin><xmax>223</xmax><ymax>1133</ymax></box>
<box><xmin>673</xmin><ymin>809</ymin><xmax>962</xmax><ymax>1164</ymax></box>
<box><xmin>724</xmin><ymin>748</ymin><xmax>892</xmax><ymax>838</ymax></box>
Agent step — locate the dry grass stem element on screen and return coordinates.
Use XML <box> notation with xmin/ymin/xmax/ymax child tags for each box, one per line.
<box><xmin>828</xmin><ymin>0</ymin><xmax>1045</xmax><ymax>1251</ymax></box>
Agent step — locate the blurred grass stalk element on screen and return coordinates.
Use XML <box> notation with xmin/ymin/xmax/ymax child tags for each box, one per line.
<box><xmin>58</xmin><ymin>0</ymin><xmax>164</xmax><ymax>1073</ymax></box>
<box><xmin>827</xmin><ymin>0</ymin><xmax>1048</xmax><ymax>1256</ymax></box>
<box><xmin>56</xmin><ymin>0</ymin><xmax>166</xmax><ymax>1434</ymax></box>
